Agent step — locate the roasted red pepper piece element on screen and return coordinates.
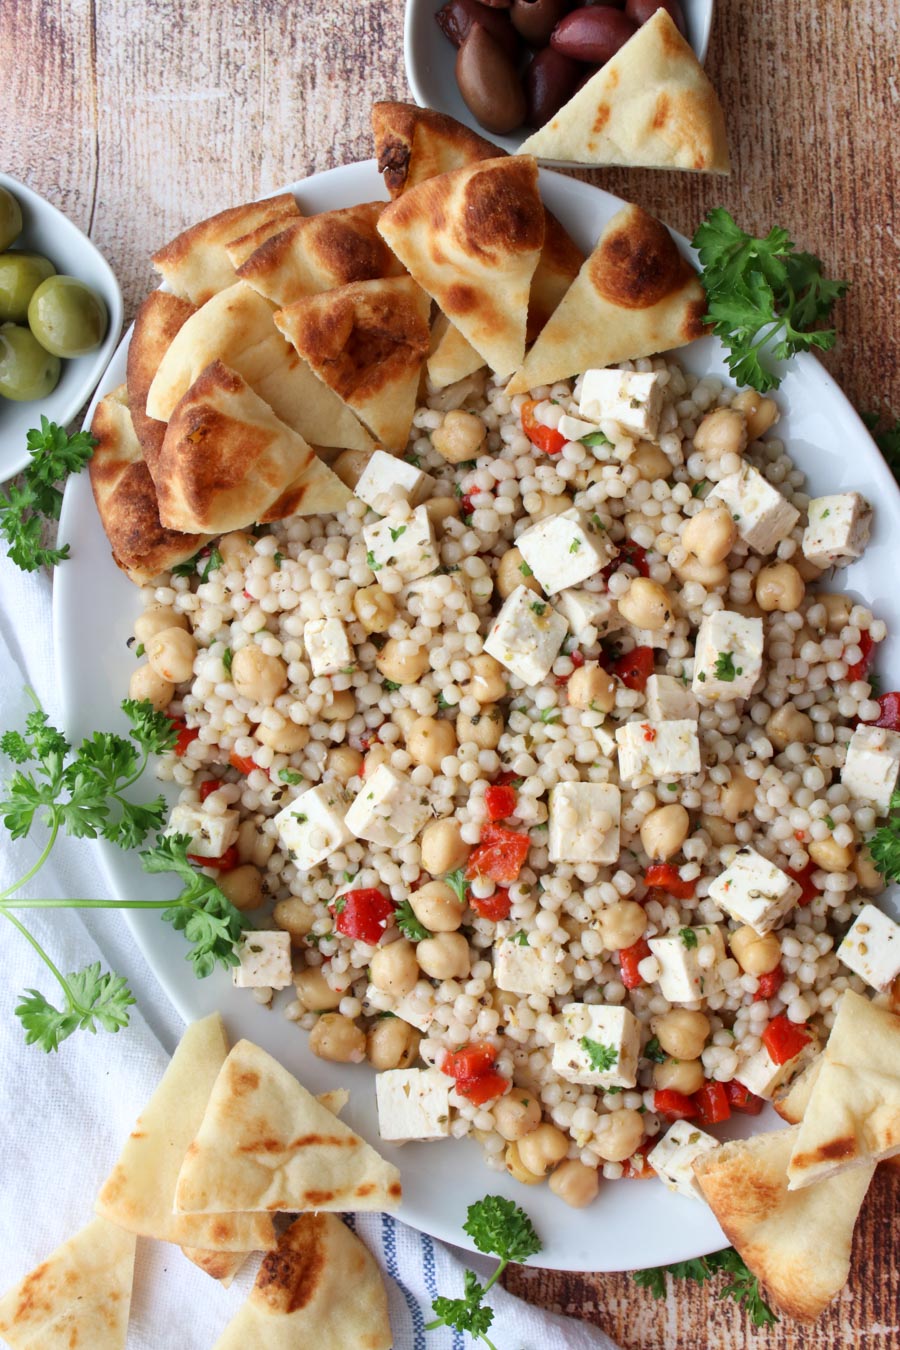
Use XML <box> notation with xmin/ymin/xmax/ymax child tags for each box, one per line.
<box><xmin>874</xmin><ymin>691</ymin><xmax>900</xmax><ymax>729</ymax></box>
<box><xmin>199</xmin><ymin>777</ymin><xmax>221</xmax><ymax>801</ymax></box>
<box><xmin>622</xmin><ymin>1138</ymin><xmax>656</xmax><ymax>1178</ymax></box>
<box><xmin>521</xmin><ymin>399</ymin><xmax>566</xmax><ymax>455</ymax></box>
<box><xmin>694</xmin><ymin>1080</ymin><xmax>731</xmax><ymax>1126</ymax></box>
<box><xmin>169</xmin><ymin>718</ymin><xmax>200</xmax><ymax>757</ymax></box>
<box><xmin>654</xmin><ymin>1088</ymin><xmax>698</xmax><ymax>1120</ymax></box>
<box><xmin>228</xmin><ymin>749</ymin><xmax>257</xmax><ymax>775</ymax></box>
<box><xmin>187</xmin><ymin>844</ymin><xmax>239</xmax><ymax>872</ymax></box>
<box><xmin>466</xmin><ymin>822</ymin><xmax>530</xmax><ymax>884</ymax></box>
<box><xmin>787</xmin><ymin>860</ymin><xmax>820</xmax><ymax>907</ymax></box>
<box><xmin>330</xmin><ymin>888</ymin><xmax>395</xmax><ymax>946</ymax></box>
<box><xmin>644</xmin><ymin>863</ymin><xmax>697</xmax><ymax>900</ymax></box>
<box><xmin>753</xmin><ymin>965</ymin><xmax>785</xmax><ymax>1001</ymax></box>
<box><xmin>470</xmin><ymin>887</ymin><xmax>512</xmax><ymax>921</ymax></box>
<box><xmin>484</xmin><ymin>784</ymin><xmax>517</xmax><ymax>821</ymax></box>
<box><xmin>762</xmin><ymin>1013</ymin><xmax>812</xmax><ymax>1065</ymax></box>
<box><xmin>455</xmin><ymin>1071</ymin><xmax>509</xmax><ymax>1104</ymax></box>
<box><xmin>601</xmin><ymin>538</ymin><xmax>650</xmax><ymax>581</ymax></box>
<box><xmin>723</xmin><ymin>1080</ymin><xmax>765</xmax><ymax>1115</ymax></box>
<box><xmin>610</xmin><ymin>645</ymin><xmax>654</xmax><ymax>692</ymax></box>
<box><xmin>618</xmin><ymin>937</ymin><xmax>652</xmax><ymax>989</ymax></box>
<box><xmin>443</xmin><ymin>1042</ymin><xmax>498</xmax><ymax>1079</ymax></box>
<box><xmin>846</xmin><ymin>630</ymin><xmax>875</xmax><ymax>682</ymax></box>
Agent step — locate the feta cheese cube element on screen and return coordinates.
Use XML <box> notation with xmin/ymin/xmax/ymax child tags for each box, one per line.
<box><xmin>232</xmin><ymin>930</ymin><xmax>293</xmax><ymax>990</ymax></box>
<box><xmin>167</xmin><ymin>803</ymin><xmax>239</xmax><ymax>859</ymax></box>
<box><xmin>692</xmin><ymin>610</ymin><xmax>764</xmax><ymax>702</ymax></box>
<box><xmin>837</xmin><ymin>904</ymin><xmax>900</xmax><ymax>992</ymax></box>
<box><xmin>707</xmin><ymin>847</ymin><xmax>801</xmax><ymax>935</ymax></box>
<box><xmin>273</xmin><ymin>783</ymin><xmax>353</xmax><ymax>870</ymax></box>
<box><xmin>648</xmin><ymin>1120</ymin><xmax>719</xmax><ymax>1200</ymax></box>
<box><xmin>393</xmin><ymin>981</ymin><xmax>437</xmax><ymax>1032</ymax></box>
<box><xmin>375</xmin><ymin>1068</ymin><xmax>451</xmax><ymax>1142</ymax></box>
<box><xmin>516</xmin><ymin>508</ymin><xmax>617</xmax><ymax>595</ymax></box>
<box><xmin>733</xmin><ymin>1037</ymin><xmax>814</xmax><ymax>1100</ymax></box>
<box><xmin>802</xmin><ymin>493</ymin><xmax>873</xmax><ymax>569</ymax></box>
<box><xmin>841</xmin><ymin>725</ymin><xmax>900</xmax><ymax>813</ymax></box>
<box><xmin>548</xmin><ymin>782</ymin><xmax>621</xmax><ymax>864</ymax></box>
<box><xmin>648</xmin><ymin>925</ymin><xmax>726</xmax><ymax>1003</ymax></box>
<box><xmin>551</xmin><ymin>1003</ymin><xmax>640</xmax><ymax>1088</ymax></box>
<box><xmin>484</xmin><ymin>585</ymin><xmax>568</xmax><ymax>687</ymax></box>
<box><xmin>709</xmin><ymin>463</ymin><xmax>800</xmax><ymax>554</ymax></box>
<box><xmin>345</xmin><ymin>763</ymin><xmax>432</xmax><ymax>848</ymax></box>
<box><xmin>355</xmin><ymin>449</ymin><xmax>435</xmax><ymax>516</ymax></box>
<box><xmin>493</xmin><ymin>934</ymin><xmax>571</xmax><ymax>997</ymax></box>
<box><xmin>615</xmin><ymin>719</ymin><xmax>701</xmax><ymax>784</ymax></box>
<box><xmin>579</xmin><ymin>368</ymin><xmax>665</xmax><ymax>440</ymax></box>
<box><xmin>303</xmin><ymin>617</ymin><xmax>353</xmax><ymax>677</ymax></box>
<box><xmin>644</xmin><ymin>673</ymin><xmax>698</xmax><ymax>721</ymax></box>
<box><xmin>558</xmin><ymin>413</ymin><xmax>603</xmax><ymax>444</ymax></box>
<box><xmin>363</xmin><ymin>505</ymin><xmax>437</xmax><ymax>582</ymax></box>
<box><xmin>556</xmin><ymin>589</ymin><xmax>622</xmax><ymax>640</ymax></box>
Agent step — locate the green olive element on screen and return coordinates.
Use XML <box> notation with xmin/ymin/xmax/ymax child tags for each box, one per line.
<box><xmin>0</xmin><ymin>187</ymin><xmax>22</xmax><ymax>252</ymax></box>
<box><xmin>0</xmin><ymin>252</ymin><xmax>56</xmax><ymax>323</ymax></box>
<box><xmin>27</xmin><ymin>275</ymin><xmax>108</xmax><ymax>358</ymax></box>
<box><xmin>0</xmin><ymin>323</ymin><xmax>61</xmax><ymax>401</ymax></box>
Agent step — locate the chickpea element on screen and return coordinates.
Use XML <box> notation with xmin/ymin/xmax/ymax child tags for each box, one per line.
<box><xmin>766</xmin><ymin>704</ymin><xmax>814</xmax><ymax>750</ymax></box>
<box><xmin>294</xmin><ymin>967</ymin><xmax>342</xmax><ymax>1011</ymax></box>
<box><xmin>415</xmin><ymin>931</ymin><xmax>471</xmax><ymax>980</ymax></box>
<box><xmin>532</xmin><ymin>492</ymin><xmax>574</xmax><ymax>519</ymax></box>
<box><xmin>809</xmin><ymin>835</ymin><xmax>855</xmax><ymax>873</ymax></box>
<box><xmin>308</xmin><ymin>1012</ymin><xmax>366</xmax><ymax>1064</ymax></box>
<box><xmin>370</xmin><ymin>939</ymin><xmax>419</xmax><ymax>997</ymax></box>
<box><xmin>273</xmin><ymin>896</ymin><xmax>316</xmax><ymax>944</ymax></box>
<box><xmin>567</xmin><ymin>662</ymin><xmax>616</xmax><ymax>712</ymax></box>
<box><xmin>363</xmin><ymin>744</ymin><xmax>392</xmax><ymax>776</ymax></box>
<box><xmin>431</xmin><ymin>409</ymin><xmax>486</xmax><ymax>463</ymax></box>
<box><xmin>732</xmin><ymin>389</ymin><xmax>779</xmax><ymax>441</ymax></box>
<box><xmin>129</xmin><ymin>663</ymin><xmax>173</xmax><ymax>712</ymax></box>
<box><xmin>236</xmin><ymin>819</ymin><xmax>274</xmax><ymax>867</ymax></box>
<box><xmin>146</xmin><ymin>626</ymin><xmax>196</xmax><ymax>686</ymax></box>
<box><xmin>593</xmin><ymin>1109</ymin><xmax>644</xmax><ymax>1163</ymax></box>
<box><xmin>420</xmin><ymin>818</ymin><xmax>470</xmax><ymax>876</ymax></box>
<box><xmin>409</xmin><ymin>881</ymin><xmax>465</xmax><ymax>932</ymax></box>
<box><xmin>456</xmin><ymin>704</ymin><xmax>504</xmax><ymax>750</ymax></box>
<box><xmin>729</xmin><ymin>598</ymin><xmax>766</xmax><ymax>621</ymax></box>
<box><xmin>549</xmin><ymin>1159</ymin><xmax>600</xmax><ymax>1209</ymax></box>
<box><xmin>672</xmin><ymin>553</ymin><xmax>729</xmax><ymax>588</ymax></box>
<box><xmin>681</xmin><ymin>502</ymin><xmax>737</xmax><ymax>567</ymax></box>
<box><xmin>617</xmin><ymin>577</ymin><xmax>675</xmax><ymax>632</ymax></box>
<box><xmin>693</xmin><ymin>406</ymin><xmax>748</xmax><ymax>459</ymax></box>
<box><xmin>630</xmin><ymin>441</ymin><xmax>673</xmax><ymax>481</ymax></box>
<box><xmin>407</xmin><ymin>716</ymin><xmax>457</xmax><ymax>771</ymax></box>
<box><xmin>819</xmin><ymin>592</ymin><xmax>854</xmax><ymax>634</ymax></box>
<box><xmin>699</xmin><ymin>813</ymin><xmax>737</xmax><ymax>846</ymax></box>
<box><xmin>353</xmin><ymin>584</ymin><xmax>396</xmax><ymax>634</ymax></box>
<box><xmin>756</xmin><ymin>562</ymin><xmax>805</xmax><ymax>613</ymax></box>
<box><xmin>516</xmin><ymin>1123</ymin><xmax>569</xmax><ymax>1177</ymax></box>
<box><xmin>425</xmin><ymin>496</ymin><xmax>460</xmax><ymax>529</ymax></box>
<box><xmin>855</xmin><ymin>845</ymin><xmax>885</xmax><ymax>892</ymax></box>
<box><xmin>640</xmin><ymin>803</ymin><xmax>690</xmax><ymax>860</ymax></box>
<box><xmin>327</xmin><ymin>745</ymin><xmax>363</xmax><ymax>783</ymax></box>
<box><xmin>505</xmin><ymin>1141</ymin><xmax>544</xmax><ymax>1185</ymax></box>
<box><xmin>366</xmin><ymin>1018</ymin><xmax>421</xmax><ymax>1071</ymax></box>
<box><xmin>255</xmin><ymin>719</ymin><xmax>310</xmax><ymax>754</ymax></box>
<box><xmin>231</xmin><ymin>645</ymin><xmax>287</xmax><ymax>703</ymax></box>
<box><xmin>333</xmin><ymin>448</ymin><xmax>371</xmax><ymax>489</ymax></box>
<box><xmin>653</xmin><ymin>1057</ymin><xmax>705</xmax><ymax>1094</ymax></box>
<box><xmin>729</xmin><ymin>925</ymin><xmax>781</xmax><ymax>976</ymax></box>
<box><xmin>796</xmin><ymin>555</ymin><xmax>824</xmax><ymax>583</ymax></box>
<box><xmin>497</xmin><ymin>547</ymin><xmax>540</xmax><ymax>599</ymax></box>
<box><xmin>375</xmin><ymin>638</ymin><xmax>430</xmax><ymax>685</ymax></box>
<box><xmin>217</xmin><ymin>864</ymin><xmax>264</xmax><ymax>911</ymax></box>
<box><xmin>721</xmin><ymin>768</ymin><xmax>757</xmax><ymax>822</ymax></box>
<box><xmin>321</xmin><ymin>690</ymin><xmax>355</xmax><ymax>722</ymax></box>
<box><xmin>596</xmin><ymin>901</ymin><xmax>647</xmax><ymax>952</ymax></box>
<box><xmin>467</xmin><ymin>653</ymin><xmax>507</xmax><ymax>704</ymax></box>
<box><xmin>653</xmin><ymin>1009</ymin><xmax>711</xmax><ymax>1061</ymax></box>
<box><xmin>493</xmin><ymin>1086</ymin><xmax>542</xmax><ymax>1141</ymax></box>
<box><xmin>134</xmin><ymin>603</ymin><xmax>188</xmax><ymax>645</ymax></box>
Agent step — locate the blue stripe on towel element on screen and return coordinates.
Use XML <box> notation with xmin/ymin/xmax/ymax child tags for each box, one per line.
<box><xmin>382</xmin><ymin>1212</ymin><xmax>427</xmax><ymax>1349</ymax></box>
<box><xmin>422</xmin><ymin>1232</ymin><xmax>464</xmax><ymax>1350</ymax></box>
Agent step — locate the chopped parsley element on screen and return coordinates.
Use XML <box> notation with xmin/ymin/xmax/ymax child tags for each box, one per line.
<box><xmin>278</xmin><ymin>769</ymin><xmax>303</xmax><ymax>785</ymax></box>
<box><xmin>365</xmin><ymin>550</ymin><xmax>383</xmax><ymax>572</ymax></box>
<box><xmin>539</xmin><ymin>708</ymin><xmax>560</xmax><ymax>725</ymax></box>
<box><xmin>222</xmin><ymin>648</ymin><xmax>233</xmax><ymax>673</ymax></box>
<box><xmin>679</xmin><ymin>926</ymin><xmax>699</xmax><ymax>950</ymax></box>
<box><xmin>389</xmin><ymin>525</ymin><xmax>407</xmax><ymax>542</ymax></box>
<box><xmin>581</xmin><ymin>430</ymin><xmax>610</xmax><ymax>448</ymax></box>
<box><xmin>691</xmin><ymin>479</ymin><xmax>709</xmax><ymax>498</ymax></box>
<box><xmin>714</xmin><ymin>651</ymin><xmax>742</xmax><ymax>682</ymax></box>
<box><xmin>569</xmin><ymin>538</ymin><xmax>582</xmax><ymax>554</ymax></box>
<box><xmin>134</xmin><ymin>643</ymin><xmax>145</xmax><ymax>658</ymax></box>
<box><xmin>824</xmin><ymin>814</ymin><xmax>835</xmax><ymax>829</ymax></box>
<box><xmin>199</xmin><ymin>547</ymin><xmax>223</xmax><ymax>581</ymax></box>
<box><xmin>382</xmin><ymin>679</ymin><xmax>402</xmax><ymax>693</ymax></box>
<box><xmin>519</xmin><ymin>560</ymin><xmax>534</xmax><ymax>577</ymax></box>
<box><xmin>643</xmin><ymin>1036</ymin><xmax>666</xmax><ymax>1064</ymax></box>
<box><xmin>633</xmin><ymin>1248</ymin><xmax>777</xmax><ymax>1327</ymax></box>
<box><xmin>579</xmin><ymin>1036</ymin><xmax>617</xmax><ymax>1072</ymax></box>
<box><xmin>510</xmin><ymin>930</ymin><xmax>530</xmax><ymax>946</ymax></box>
<box><xmin>530</xmin><ymin>602</ymin><xmax>546</xmax><ymax>616</ymax></box>
<box><xmin>393</xmin><ymin>899</ymin><xmax>431</xmax><ymax>942</ymax></box>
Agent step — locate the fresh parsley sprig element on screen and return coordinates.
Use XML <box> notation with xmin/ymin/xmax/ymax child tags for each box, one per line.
<box><xmin>867</xmin><ymin>789</ymin><xmax>900</xmax><ymax>882</ymax></box>
<box><xmin>426</xmin><ymin>1196</ymin><xmax>542</xmax><ymax>1347</ymax></box>
<box><xmin>692</xmin><ymin>209</ymin><xmax>848</xmax><ymax>393</ymax></box>
<box><xmin>392</xmin><ymin>898</ymin><xmax>431</xmax><ymax>942</ymax></box>
<box><xmin>0</xmin><ymin>418</ymin><xmax>97</xmax><ymax>571</ymax></box>
<box><xmin>633</xmin><ymin>1248</ymin><xmax>777</xmax><ymax>1327</ymax></box>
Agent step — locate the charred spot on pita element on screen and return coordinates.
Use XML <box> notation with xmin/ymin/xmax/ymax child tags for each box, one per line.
<box><xmin>462</xmin><ymin>162</ymin><xmax>544</xmax><ymax>260</ymax></box>
<box><xmin>591</xmin><ymin>206</ymin><xmax>691</xmax><ymax>311</ymax></box>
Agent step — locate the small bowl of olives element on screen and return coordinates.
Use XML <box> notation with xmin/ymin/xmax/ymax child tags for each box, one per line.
<box><xmin>0</xmin><ymin>173</ymin><xmax>123</xmax><ymax>482</ymax></box>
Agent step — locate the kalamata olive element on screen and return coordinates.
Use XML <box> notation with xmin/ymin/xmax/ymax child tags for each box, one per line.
<box><xmin>456</xmin><ymin>24</ymin><xmax>527</xmax><ymax>133</ymax></box>
<box><xmin>510</xmin><ymin>0</ymin><xmax>572</xmax><ymax>47</ymax></box>
<box><xmin>437</xmin><ymin>0</ymin><xmax>519</xmax><ymax>51</ymax></box>
<box><xmin>525</xmin><ymin>47</ymin><xmax>583</xmax><ymax>127</ymax></box>
<box><xmin>550</xmin><ymin>5</ymin><xmax>637</xmax><ymax>62</ymax></box>
<box><xmin>478</xmin><ymin>0</ymin><xmax>513</xmax><ymax>7</ymax></box>
<box><xmin>574</xmin><ymin>63</ymin><xmax>602</xmax><ymax>93</ymax></box>
<box><xmin>625</xmin><ymin>0</ymin><xmax>686</xmax><ymax>34</ymax></box>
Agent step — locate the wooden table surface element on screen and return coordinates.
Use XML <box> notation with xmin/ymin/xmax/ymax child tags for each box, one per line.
<box><xmin>4</xmin><ymin>0</ymin><xmax>898</xmax><ymax>1345</ymax></box>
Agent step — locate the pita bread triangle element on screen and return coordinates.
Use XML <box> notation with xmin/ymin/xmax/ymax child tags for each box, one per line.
<box><xmin>152</xmin><ymin>194</ymin><xmax>302</xmax><ymax>305</ymax></box>
<box><xmin>225</xmin><ymin>206</ymin><xmax>306</xmax><ymax>269</ymax></box>
<box><xmin>505</xmin><ymin>202</ymin><xmax>707</xmax><ymax>395</ymax></box>
<box><xmin>274</xmin><ymin>275</ymin><xmax>431</xmax><ymax>451</ymax></box>
<box><xmin>519</xmin><ymin>9</ymin><xmax>730</xmax><ymax>172</ymax></box>
<box><xmin>427</xmin><ymin>314</ymin><xmax>486</xmax><ymax>390</ymax></box>
<box><xmin>95</xmin><ymin>1013</ymin><xmax>275</xmax><ymax>1252</ymax></box>
<box><xmin>126</xmin><ymin>290</ymin><xmax>196</xmax><ymax>475</ymax></box>
<box><xmin>693</xmin><ymin>1126</ymin><xmax>873</xmax><ymax>1322</ymax></box>
<box><xmin>212</xmin><ymin>1214</ymin><xmax>392</xmax><ymax>1350</ymax></box>
<box><xmin>174</xmin><ymin>1039</ymin><xmax>402</xmax><ymax>1215</ymax></box>
<box><xmin>787</xmin><ymin>989</ymin><xmax>900</xmax><ymax>1189</ymax></box>
<box><xmin>0</xmin><ymin>1215</ymin><xmax>136</xmax><ymax>1349</ymax></box>
<box><xmin>378</xmin><ymin>155</ymin><xmax>544</xmax><ymax>378</ymax></box>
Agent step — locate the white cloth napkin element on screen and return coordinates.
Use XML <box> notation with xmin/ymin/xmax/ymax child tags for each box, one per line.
<box><xmin>0</xmin><ymin>552</ymin><xmax>617</xmax><ymax>1350</ymax></box>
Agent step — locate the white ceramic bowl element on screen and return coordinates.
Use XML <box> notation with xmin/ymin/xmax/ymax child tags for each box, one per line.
<box><xmin>0</xmin><ymin>174</ymin><xmax>123</xmax><ymax>484</ymax></box>
<box><xmin>404</xmin><ymin>0</ymin><xmax>715</xmax><ymax>156</ymax></box>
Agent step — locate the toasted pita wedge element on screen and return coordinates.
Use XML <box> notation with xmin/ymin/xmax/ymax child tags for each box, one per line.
<box><xmin>776</xmin><ymin>1052</ymin><xmax>900</xmax><ymax>1178</ymax></box>
<box><xmin>145</xmin><ymin>281</ymin><xmax>374</xmax><ymax>453</ymax></box>
<box><xmin>234</xmin><ymin>203</ymin><xmax>406</xmax><ymax>308</ymax></box>
<box><xmin>95</xmin><ymin>1013</ymin><xmax>275</xmax><ymax>1253</ymax></box>
<box><xmin>213</xmin><ymin>1214</ymin><xmax>392</xmax><ymax>1350</ymax></box>
<box><xmin>181</xmin><ymin>1246</ymin><xmax>250</xmax><ymax>1288</ymax></box>
<box><xmin>0</xmin><ymin>1216</ymin><xmax>135</xmax><ymax>1349</ymax></box>
<box><xmin>174</xmin><ymin>1039</ymin><xmax>402</xmax><ymax>1215</ymax></box>
<box><xmin>152</xmin><ymin>194</ymin><xmax>302</xmax><ymax>305</ymax></box>
<box><xmin>505</xmin><ymin>203</ymin><xmax>707</xmax><ymax>395</ymax></box>
<box><xmin>378</xmin><ymin>157</ymin><xmax>544</xmax><ymax>377</ymax></box>
<box><xmin>225</xmin><ymin>208</ymin><xmax>307</xmax><ymax>269</ymax></box>
<box><xmin>157</xmin><ymin>361</ymin><xmax>350</xmax><ymax>533</ymax></box>
<box><xmin>316</xmin><ymin>1087</ymin><xmax>350</xmax><ymax>1116</ymax></box>
<box><xmin>88</xmin><ymin>386</ymin><xmax>208</xmax><ymax>585</ymax></box>
<box><xmin>519</xmin><ymin>10</ymin><xmax>729</xmax><ymax>172</ymax></box>
<box><xmin>693</xmin><ymin>1127</ymin><xmax>873</xmax><ymax>1322</ymax></box>
<box><xmin>274</xmin><ymin>277</ymin><xmax>431</xmax><ymax>450</ymax></box>
<box><xmin>787</xmin><ymin>990</ymin><xmax>900</xmax><ymax>1189</ymax></box>
<box><xmin>427</xmin><ymin>314</ymin><xmax>485</xmax><ymax>390</ymax></box>
<box><xmin>126</xmin><ymin>291</ymin><xmax>197</xmax><ymax>474</ymax></box>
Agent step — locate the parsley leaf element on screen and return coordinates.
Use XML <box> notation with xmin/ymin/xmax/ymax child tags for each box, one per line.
<box><xmin>581</xmin><ymin>430</ymin><xmax>611</xmax><ymax>448</ymax></box>
<box><xmin>140</xmin><ymin>834</ymin><xmax>249</xmax><ymax>978</ymax></box>
<box><xmin>15</xmin><ymin>964</ymin><xmax>135</xmax><ymax>1052</ymax></box>
<box><xmin>868</xmin><ymin>789</ymin><xmax>900</xmax><ymax>882</ymax></box>
<box><xmin>679</xmin><ymin>926</ymin><xmax>699</xmax><ymax>950</ymax></box>
<box><xmin>393</xmin><ymin>898</ymin><xmax>431</xmax><ymax>942</ymax></box>
<box><xmin>0</xmin><ymin>420</ymin><xmax>97</xmax><ymax>571</ymax></box>
<box><xmin>444</xmin><ymin>868</ymin><xmax>469</xmax><ymax>906</ymax></box>
<box><xmin>714</xmin><ymin>651</ymin><xmax>740</xmax><ymax>682</ymax></box>
<box><xmin>633</xmin><ymin>1248</ymin><xmax>777</xmax><ymax>1327</ymax></box>
<box><xmin>580</xmin><ymin>1035</ymin><xmax>617</xmax><ymax>1072</ymax></box>
<box><xmin>643</xmin><ymin>1035</ymin><xmax>666</xmax><ymax>1064</ymax></box>
<box><xmin>199</xmin><ymin>547</ymin><xmax>223</xmax><ymax>581</ymax></box>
